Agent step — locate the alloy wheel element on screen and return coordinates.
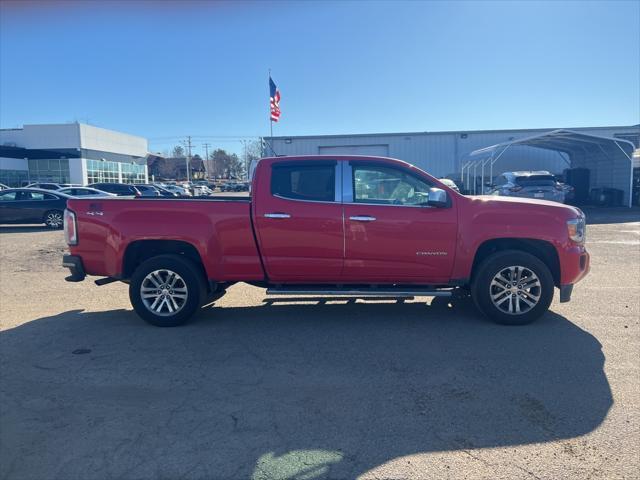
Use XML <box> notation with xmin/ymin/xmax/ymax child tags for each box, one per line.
<box><xmin>489</xmin><ymin>265</ymin><xmax>541</xmax><ymax>315</ymax></box>
<box><xmin>140</xmin><ymin>269</ymin><xmax>189</xmax><ymax>316</ymax></box>
<box><xmin>46</xmin><ymin>212</ymin><xmax>63</xmax><ymax>228</ymax></box>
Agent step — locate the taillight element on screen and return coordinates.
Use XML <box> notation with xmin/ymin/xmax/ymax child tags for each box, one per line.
<box><xmin>64</xmin><ymin>209</ymin><xmax>78</xmax><ymax>245</ymax></box>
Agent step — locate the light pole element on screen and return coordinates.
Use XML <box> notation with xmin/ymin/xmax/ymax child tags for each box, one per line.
<box><xmin>202</xmin><ymin>143</ymin><xmax>211</xmax><ymax>180</ymax></box>
<box><xmin>239</xmin><ymin>139</ymin><xmax>249</xmax><ymax>180</ymax></box>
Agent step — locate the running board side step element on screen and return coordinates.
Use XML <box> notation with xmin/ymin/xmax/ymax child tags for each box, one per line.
<box><xmin>265</xmin><ymin>287</ymin><xmax>452</xmax><ymax>298</ymax></box>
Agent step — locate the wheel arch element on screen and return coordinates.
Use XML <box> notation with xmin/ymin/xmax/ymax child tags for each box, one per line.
<box><xmin>122</xmin><ymin>239</ymin><xmax>207</xmax><ymax>282</ymax></box>
<box><xmin>470</xmin><ymin>238</ymin><xmax>560</xmax><ymax>286</ymax></box>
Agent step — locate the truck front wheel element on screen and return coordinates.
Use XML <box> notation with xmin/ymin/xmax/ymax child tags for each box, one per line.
<box><xmin>471</xmin><ymin>250</ymin><xmax>554</xmax><ymax>325</ymax></box>
<box><xmin>129</xmin><ymin>254</ymin><xmax>205</xmax><ymax>327</ymax></box>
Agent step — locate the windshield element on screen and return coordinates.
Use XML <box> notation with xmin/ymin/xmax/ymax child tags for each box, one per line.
<box><xmin>515</xmin><ymin>175</ymin><xmax>556</xmax><ymax>187</ymax></box>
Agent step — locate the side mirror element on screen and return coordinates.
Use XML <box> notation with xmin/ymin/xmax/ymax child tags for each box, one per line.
<box><xmin>427</xmin><ymin>187</ymin><xmax>448</xmax><ymax>208</ymax></box>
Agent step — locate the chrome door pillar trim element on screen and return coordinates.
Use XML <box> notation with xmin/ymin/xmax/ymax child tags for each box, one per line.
<box><xmin>341</xmin><ymin>161</ymin><xmax>354</xmax><ymax>203</ymax></box>
<box><xmin>334</xmin><ymin>162</ymin><xmax>342</xmax><ymax>203</ymax></box>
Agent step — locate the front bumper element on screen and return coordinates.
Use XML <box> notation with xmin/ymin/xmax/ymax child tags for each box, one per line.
<box><xmin>558</xmin><ymin>247</ymin><xmax>590</xmax><ymax>303</ymax></box>
<box><xmin>62</xmin><ymin>254</ymin><xmax>86</xmax><ymax>282</ymax></box>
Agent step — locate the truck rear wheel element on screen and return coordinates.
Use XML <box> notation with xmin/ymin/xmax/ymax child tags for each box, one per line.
<box><xmin>471</xmin><ymin>250</ymin><xmax>554</xmax><ymax>325</ymax></box>
<box><xmin>129</xmin><ymin>254</ymin><xmax>205</xmax><ymax>327</ymax></box>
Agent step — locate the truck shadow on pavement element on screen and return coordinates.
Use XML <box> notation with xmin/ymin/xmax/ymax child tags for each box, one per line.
<box><xmin>0</xmin><ymin>296</ymin><xmax>612</xmax><ymax>479</ymax></box>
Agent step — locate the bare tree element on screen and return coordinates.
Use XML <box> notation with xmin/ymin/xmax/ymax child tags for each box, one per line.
<box><xmin>172</xmin><ymin>145</ymin><xmax>185</xmax><ymax>157</ymax></box>
<box><xmin>211</xmin><ymin>149</ymin><xmax>244</xmax><ymax>179</ymax></box>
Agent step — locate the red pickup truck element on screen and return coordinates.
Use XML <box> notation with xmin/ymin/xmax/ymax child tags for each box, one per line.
<box><xmin>62</xmin><ymin>155</ymin><xmax>589</xmax><ymax>327</ymax></box>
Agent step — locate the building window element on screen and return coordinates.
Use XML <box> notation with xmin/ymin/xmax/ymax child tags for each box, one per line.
<box><xmin>27</xmin><ymin>158</ymin><xmax>70</xmax><ymax>183</ymax></box>
<box><xmin>0</xmin><ymin>169</ymin><xmax>29</xmax><ymax>187</ymax></box>
<box><xmin>86</xmin><ymin>159</ymin><xmax>120</xmax><ymax>184</ymax></box>
<box><xmin>121</xmin><ymin>163</ymin><xmax>146</xmax><ymax>184</ymax></box>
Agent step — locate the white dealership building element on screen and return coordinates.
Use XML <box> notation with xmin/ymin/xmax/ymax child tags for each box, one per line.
<box><xmin>0</xmin><ymin>123</ymin><xmax>148</xmax><ymax>187</ymax></box>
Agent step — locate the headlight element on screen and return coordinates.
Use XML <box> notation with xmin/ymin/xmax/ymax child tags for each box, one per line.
<box><xmin>567</xmin><ymin>217</ymin><xmax>586</xmax><ymax>244</ymax></box>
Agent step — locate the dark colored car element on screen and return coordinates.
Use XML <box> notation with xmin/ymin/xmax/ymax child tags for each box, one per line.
<box><xmin>152</xmin><ymin>184</ymin><xmax>180</xmax><ymax>197</ymax></box>
<box><xmin>25</xmin><ymin>182</ymin><xmax>63</xmax><ymax>190</ymax></box>
<box><xmin>89</xmin><ymin>183</ymin><xmax>142</xmax><ymax>196</ymax></box>
<box><xmin>58</xmin><ymin>187</ymin><xmax>115</xmax><ymax>197</ymax></box>
<box><xmin>221</xmin><ymin>182</ymin><xmax>247</xmax><ymax>192</ymax></box>
<box><xmin>133</xmin><ymin>184</ymin><xmax>162</xmax><ymax>197</ymax></box>
<box><xmin>0</xmin><ymin>188</ymin><xmax>70</xmax><ymax>228</ymax></box>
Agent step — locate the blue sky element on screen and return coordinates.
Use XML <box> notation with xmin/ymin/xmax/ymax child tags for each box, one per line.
<box><xmin>1</xmin><ymin>0</ymin><xmax>638</xmax><ymax>156</ymax></box>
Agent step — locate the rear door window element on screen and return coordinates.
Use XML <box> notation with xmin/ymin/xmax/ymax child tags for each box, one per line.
<box><xmin>24</xmin><ymin>192</ymin><xmax>45</xmax><ymax>200</ymax></box>
<box><xmin>515</xmin><ymin>175</ymin><xmax>556</xmax><ymax>187</ymax></box>
<box><xmin>271</xmin><ymin>163</ymin><xmax>336</xmax><ymax>202</ymax></box>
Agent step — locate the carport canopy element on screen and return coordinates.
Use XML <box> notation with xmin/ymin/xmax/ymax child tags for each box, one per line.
<box><xmin>463</xmin><ymin>129</ymin><xmax>636</xmax><ymax>206</ymax></box>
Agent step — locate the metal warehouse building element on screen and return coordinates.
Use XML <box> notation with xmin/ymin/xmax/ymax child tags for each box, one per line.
<box><xmin>269</xmin><ymin>125</ymin><xmax>639</xmax><ymax>206</ymax></box>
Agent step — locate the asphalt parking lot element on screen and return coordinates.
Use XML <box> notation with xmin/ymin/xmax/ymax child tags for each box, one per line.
<box><xmin>0</xmin><ymin>208</ymin><xmax>638</xmax><ymax>480</ymax></box>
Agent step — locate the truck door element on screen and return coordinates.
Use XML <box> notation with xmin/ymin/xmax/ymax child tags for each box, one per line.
<box><xmin>253</xmin><ymin>160</ymin><xmax>344</xmax><ymax>282</ymax></box>
<box><xmin>342</xmin><ymin>161</ymin><xmax>458</xmax><ymax>283</ymax></box>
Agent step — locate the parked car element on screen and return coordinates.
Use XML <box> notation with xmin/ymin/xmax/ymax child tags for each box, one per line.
<box><xmin>58</xmin><ymin>187</ymin><xmax>115</xmax><ymax>197</ymax></box>
<box><xmin>0</xmin><ymin>188</ymin><xmax>70</xmax><ymax>228</ymax></box>
<box><xmin>159</xmin><ymin>184</ymin><xmax>191</xmax><ymax>196</ymax></box>
<box><xmin>553</xmin><ymin>176</ymin><xmax>576</xmax><ymax>203</ymax></box>
<box><xmin>220</xmin><ymin>182</ymin><xmax>246</xmax><ymax>192</ymax></box>
<box><xmin>133</xmin><ymin>184</ymin><xmax>162</xmax><ymax>197</ymax></box>
<box><xmin>63</xmin><ymin>155</ymin><xmax>589</xmax><ymax>328</ymax></box>
<box><xmin>25</xmin><ymin>182</ymin><xmax>63</xmax><ymax>190</ymax></box>
<box><xmin>88</xmin><ymin>183</ymin><xmax>142</xmax><ymax>196</ymax></box>
<box><xmin>152</xmin><ymin>184</ymin><xmax>180</xmax><ymax>197</ymax></box>
<box><xmin>488</xmin><ymin>171</ymin><xmax>565</xmax><ymax>203</ymax></box>
<box><xmin>439</xmin><ymin>178</ymin><xmax>460</xmax><ymax>192</ymax></box>
<box><xmin>183</xmin><ymin>183</ymin><xmax>209</xmax><ymax>196</ymax></box>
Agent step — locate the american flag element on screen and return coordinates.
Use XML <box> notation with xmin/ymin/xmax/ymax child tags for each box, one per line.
<box><xmin>269</xmin><ymin>76</ymin><xmax>281</xmax><ymax>122</ymax></box>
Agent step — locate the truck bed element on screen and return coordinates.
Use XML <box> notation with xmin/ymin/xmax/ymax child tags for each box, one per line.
<box><xmin>67</xmin><ymin>196</ymin><xmax>264</xmax><ymax>281</ymax></box>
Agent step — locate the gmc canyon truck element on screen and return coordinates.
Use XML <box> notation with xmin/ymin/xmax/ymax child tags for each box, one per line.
<box><xmin>62</xmin><ymin>155</ymin><xmax>589</xmax><ymax>327</ymax></box>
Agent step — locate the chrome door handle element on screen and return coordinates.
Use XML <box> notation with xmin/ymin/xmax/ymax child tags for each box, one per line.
<box><xmin>264</xmin><ymin>213</ymin><xmax>291</xmax><ymax>219</ymax></box>
<box><xmin>349</xmin><ymin>215</ymin><xmax>376</xmax><ymax>222</ymax></box>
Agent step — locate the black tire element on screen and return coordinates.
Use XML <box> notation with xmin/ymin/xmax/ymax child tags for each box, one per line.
<box><xmin>471</xmin><ymin>250</ymin><xmax>554</xmax><ymax>325</ymax></box>
<box><xmin>129</xmin><ymin>254</ymin><xmax>206</xmax><ymax>327</ymax></box>
<box><xmin>43</xmin><ymin>210</ymin><xmax>64</xmax><ymax>229</ymax></box>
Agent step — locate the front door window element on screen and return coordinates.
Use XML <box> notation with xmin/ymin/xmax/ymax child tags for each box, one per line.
<box><xmin>353</xmin><ymin>165</ymin><xmax>433</xmax><ymax>206</ymax></box>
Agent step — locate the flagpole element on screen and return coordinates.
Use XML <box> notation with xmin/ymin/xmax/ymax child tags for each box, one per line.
<box><xmin>269</xmin><ymin>69</ymin><xmax>273</xmax><ymax>155</ymax></box>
